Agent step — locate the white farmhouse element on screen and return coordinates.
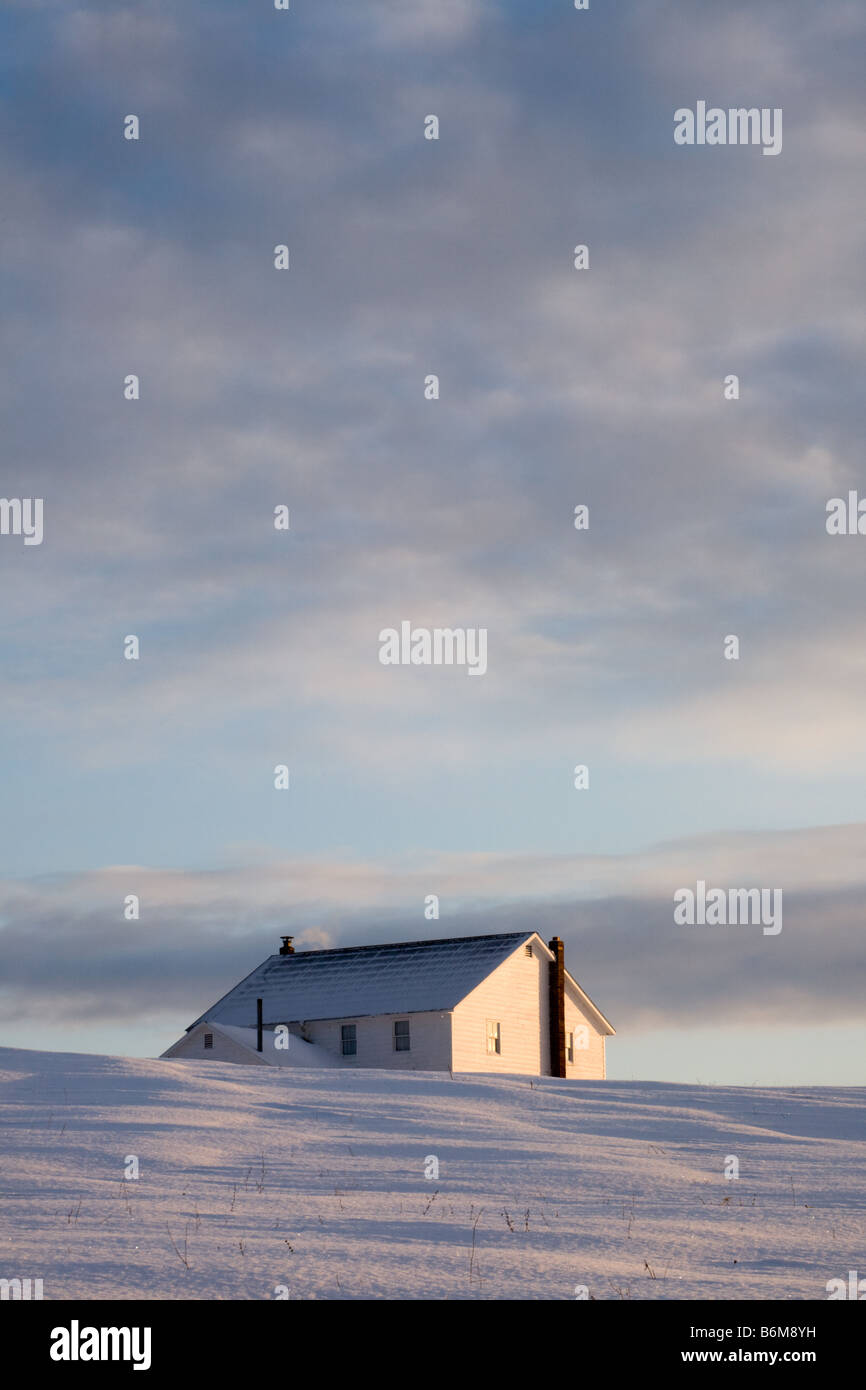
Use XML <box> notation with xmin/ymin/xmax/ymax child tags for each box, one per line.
<box><xmin>161</xmin><ymin>931</ymin><xmax>615</xmax><ymax>1078</ymax></box>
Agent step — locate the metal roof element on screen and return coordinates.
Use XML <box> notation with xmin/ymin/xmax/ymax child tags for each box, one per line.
<box><xmin>189</xmin><ymin>931</ymin><xmax>534</xmax><ymax>1030</ymax></box>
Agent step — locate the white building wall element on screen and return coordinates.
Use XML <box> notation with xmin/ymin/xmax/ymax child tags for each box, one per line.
<box><xmin>306</xmin><ymin>1010</ymin><xmax>453</xmax><ymax>1070</ymax></box>
<box><xmin>451</xmin><ymin>941</ymin><xmax>550</xmax><ymax>1075</ymax></box>
<box><xmin>564</xmin><ymin>987</ymin><xmax>607</xmax><ymax>1080</ymax></box>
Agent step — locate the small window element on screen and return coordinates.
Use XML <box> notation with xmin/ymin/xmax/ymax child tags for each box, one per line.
<box><xmin>341</xmin><ymin>1024</ymin><xmax>357</xmax><ymax>1056</ymax></box>
<box><xmin>486</xmin><ymin>1020</ymin><xmax>501</xmax><ymax>1055</ymax></box>
<box><xmin>566</xmin><ymin>1031</ymin><xmax>574</xmax><ymax>1063</ymax></box>
<box><xmin>524</xmin><ymin>943</ymin><xmax>533</xmax><ymax>957</ymax></box>
<box><xmin>393</xmin><ymin>1019</ymin><xmax>410</xmax><ymax>1052</ymax></box>
<box><xmin>203</xmin><ymin>1033</ymin><xmax>213</xmax><ymax>1050</ymax></box>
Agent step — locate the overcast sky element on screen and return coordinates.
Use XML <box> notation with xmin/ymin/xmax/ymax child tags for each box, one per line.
<box><xmin>1</xmin><ymin>0</ymin><xmax>864</xmax><ymax>1083</ymax></box>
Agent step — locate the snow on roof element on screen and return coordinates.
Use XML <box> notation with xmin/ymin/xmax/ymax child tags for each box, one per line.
<box><xmin>209</xmin><ymin>1022</ymin><xmax>341</xmax><ymax>1068</ymax></box>
<box><xmin>189</xmin><ymin>931</ymin><xmax>533</xmax><ymax>1030</ymax></box>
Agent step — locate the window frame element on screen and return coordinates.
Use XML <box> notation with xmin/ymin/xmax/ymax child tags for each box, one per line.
<box><xmin>340</xmin><ymin>1023</ymin><xmax>358</xmax><ymax>1056</ymax></box>
<box><xmin>393</xmin><ymin>1019</ymin><xmax>411</xmax><ymax>1052</ymax></box>
<box><xmin>486</xmin><ymin>1019</ymin><xmax>502</xmax><ymax>1055</ymax></box>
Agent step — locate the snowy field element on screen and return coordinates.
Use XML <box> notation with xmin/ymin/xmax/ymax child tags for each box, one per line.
<box><xmin>0</xmin><ymin>1046</ymin><xmax>863</xmax><ymax>1301</ymax></box>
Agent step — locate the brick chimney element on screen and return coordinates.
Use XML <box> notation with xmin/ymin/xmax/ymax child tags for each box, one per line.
<box><xmin>548</xmin><ymin>936</ymin><xmax>566</xmax><ymax>1078</ymax></box>
<box><xmin>279</xmin><ymin>936</ymin><xmax>295</xmax><ymax>955</ymax></box>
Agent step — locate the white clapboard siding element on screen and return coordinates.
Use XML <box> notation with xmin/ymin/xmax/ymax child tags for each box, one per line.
<box><xmin>564</xmin><ymin>986</ymin><xmax>606</xmax><ymax>1079</ymax></box>
<box><xmin>306</xmin><ymin>1011</ymin><xmax>453</xmax><ymax>1070</ymax></box>
<box><xmin>451</xmin><ymin>940</ymin><xmax>551</xmax><ymax>1075</ymax></box>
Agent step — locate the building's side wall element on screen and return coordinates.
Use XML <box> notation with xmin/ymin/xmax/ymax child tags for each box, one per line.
<box><xmin>162</xmin><ymin>1025</ymin><xmax>267</xmax><ymax>1066</ymax></box>
<box><xmin>451</xmin><ymin>941</ymin><xmax>550</xmax><ymax>1075</ymax></box>
<box><xmin>305</xmin><ymin>1010</ymin><xmax>453</xmax><ymax>1070</ymax></box>
<box><xmin>564</xmin><ymin>987</ymin><xmax>607</xmax><ymax>1079</ymax></box>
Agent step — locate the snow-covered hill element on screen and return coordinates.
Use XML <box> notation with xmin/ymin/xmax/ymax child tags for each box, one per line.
<box><xmin>0</xmin><ymin>1046</ymin><xmax>862</xmax><ymax>1300</ymax></box>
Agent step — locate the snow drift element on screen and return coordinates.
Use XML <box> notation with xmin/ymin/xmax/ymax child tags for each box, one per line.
<box><xmin>0</xmin><ymin>1046</ymin><xmax>862</xmax><ymax>1300</ymax></box>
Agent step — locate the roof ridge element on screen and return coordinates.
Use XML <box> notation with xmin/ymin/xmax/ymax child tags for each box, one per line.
<box><xmin>268</xmin><ymin>930</ymin><xmax>532</xmax><ymax>959</ymax></box>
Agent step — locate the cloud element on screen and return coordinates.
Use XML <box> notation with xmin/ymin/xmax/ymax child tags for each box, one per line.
<box><xmin>2</xmin><ymin>823</ymin><xmax>864</xmax><ymax>1032</ymax></box>
<box><xmin>1</xmin><ymin>0</ymin><xmax>865</xmax><ymax>1068</ymax></box>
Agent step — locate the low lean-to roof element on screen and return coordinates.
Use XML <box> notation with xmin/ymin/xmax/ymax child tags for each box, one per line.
<box><xmin>207</xmin><ymin>1022</ymin><xmax>341</xmax><ymax>1068</ymax></box>
<box><xmin>189</xmin><ymin>931</ymin><xmax>533</xmax><ymax>1030</ymax></box>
